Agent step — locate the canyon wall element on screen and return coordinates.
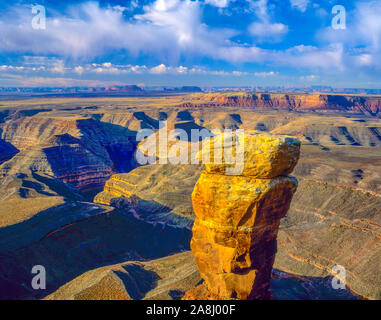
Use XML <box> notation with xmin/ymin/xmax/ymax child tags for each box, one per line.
<box><xmin>193</xmin><ymin>93</ymin><xmax>381</xmax><ymax>117</ymax></box>
<box><xmin>0</xmin><ymin>116</ymin><xmax>137</xmax><ymax>197</ymax></box>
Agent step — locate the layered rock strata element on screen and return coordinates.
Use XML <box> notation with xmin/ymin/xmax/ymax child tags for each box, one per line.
<box><xmin>189</xmin><ymin>131</ymin><xmax>301</xmax><ymax>299</ymax></box>
<box><xmin>0</xmin><ymin>116</ymin><xmax>137</xmax><ymax>197</ymax></box>
<box><xmin>195</xmin><ymin>93</ymin><xmax>381</xmax><ymax>116</ymax></box>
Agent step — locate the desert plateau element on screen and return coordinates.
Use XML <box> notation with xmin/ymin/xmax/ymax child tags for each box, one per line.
<box><xmin>0</xmin><ymin>92</ymin><xmax>379</xmax><ymax>300</ymax></box>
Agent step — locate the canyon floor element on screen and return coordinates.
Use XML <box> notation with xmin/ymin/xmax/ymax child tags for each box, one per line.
<box><xmin>0</xmin><ymin>92</ymin><xmax>380</xmax><ymax>300</ymax></box>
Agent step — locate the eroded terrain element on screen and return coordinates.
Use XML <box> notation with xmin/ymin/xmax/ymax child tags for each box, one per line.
<box><xmin>0</xmin><ymin>93</ymin><xmax>380</xmax><ymax>299</ymax></box>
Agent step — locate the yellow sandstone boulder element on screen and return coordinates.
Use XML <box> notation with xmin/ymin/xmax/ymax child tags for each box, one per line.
<box><xmin>200</xmin><ymin>130</ymin><xmax>300</xmax><ymax>178</ymax></box>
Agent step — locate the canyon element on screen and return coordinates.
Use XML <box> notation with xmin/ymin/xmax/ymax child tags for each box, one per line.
<box><xmin>0</xmin><ymin>92</ymin><xmax>380</xmax><ymax>299</ymax></box>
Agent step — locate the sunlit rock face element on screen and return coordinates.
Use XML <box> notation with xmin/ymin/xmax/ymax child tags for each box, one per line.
<box><xmin>189</xmin><ymin>131</ymin><xmax>301</xmax><ymax>300</ymax></box>
<box><xmin>197</xmin><ymin>93</ymin><xmax>381</xmax><ymax>116</ymax></box>
<box><xmin>201</xmin><ymin>130</ymin><xmax>301</xmax><ymax>178</ymax></box>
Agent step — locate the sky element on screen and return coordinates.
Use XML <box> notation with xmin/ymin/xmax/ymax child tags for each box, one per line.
<box><xmin>0</xmin><ymin>0</ymin><xmax>380</xmax><ymax>88</ymax></box>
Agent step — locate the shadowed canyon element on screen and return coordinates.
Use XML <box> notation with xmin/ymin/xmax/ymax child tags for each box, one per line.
<box><xmin>0</xmin><ymin>92</ymin><xmax>380</xmax><ymax>300</ymax></box>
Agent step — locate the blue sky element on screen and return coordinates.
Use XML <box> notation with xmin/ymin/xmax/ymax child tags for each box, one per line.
<box><xmin>0</xmin><ymin>0</ymin><xmax>380</xmax><ymax>88</ymax></box>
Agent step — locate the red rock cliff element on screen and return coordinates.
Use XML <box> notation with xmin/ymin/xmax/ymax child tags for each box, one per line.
<box><xmin>194</xmin><ymin>93</ymin><xmax>381</xmax><ymax>116</ymax></box>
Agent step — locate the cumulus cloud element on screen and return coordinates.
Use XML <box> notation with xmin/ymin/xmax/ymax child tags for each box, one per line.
<box><xmin>0</xmin><ymin>0</ymin><xmax>379</xmax><ymax>82</ymax></box>
<box><xmin>74</xmin><ymin>66</ymin><xmax>84</xmax><ymax>74</ymax></box>
<box><xmin>289</xmin><ymin>0</ymin><xmax>310</xmax><ymax>12</ymax></box>
<box><xmin>317</xmin><ymin>1</ymin><xmax>381</xmax><ymax>71</ymax></box>
<box><xmin>249</xmin><ymin>22</ymin><xmax>288</xmax><ymax>38</ymax></box>
<box><xmin>50</xmin><ymin>60</ymin><xmax>65</xmax><ymax>73</ymax></box>
<box><xmin>205</xmin><ymin>0</ymin><xmax>231</xmax><ymax>8</ymax></box>
<box><xmin>0</xmin><ymin>65</ymin><xmax>25</xmax><ymax>71</ymax></box>
<box><xmin>247</xmin><ymin>0</ymin><xmax>288</xmax><ymax>41</ymax></box>
<box><xmin>0</xmin><ymin>60</ymin><xmax>251</xmax><ymax>77</ymax></box>
<box><xmin>0</xmin><ymin>0</ymin><xmax>235</xmax><ymax>65</ymax></box>
<box><xmin>254</xmin><ymin>71</ymin><xmax>277</xmax><ymax>76</ymax></box>
<box><xmin>213</xmin><ymin>43</ymin><xmax>343</xmax><ymax>70</ymax></box>
<box><xmin>150</xmin><ymin>64</ymin><xmax>168</xmax><ymax>74</ymax></box>
<box><xmin>0</xmin><ymin>1</ymin><xmax>314</xmax><ymax>69</ymax></box>
<box><xmin>147</xmin><ymin>64</ymin><xmax>249</xmax><ymax>76</ymax></box>
<box><xmin>357</xmin><ymin>54</ymin><xmax>372</xmax><ymax>67</ymax></box>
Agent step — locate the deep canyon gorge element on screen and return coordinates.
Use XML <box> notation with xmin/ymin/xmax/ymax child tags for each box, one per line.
<box><xmin>0</xmin><ymin>92</ymin><xmax>380</xmax><ymax>300</ymax></box>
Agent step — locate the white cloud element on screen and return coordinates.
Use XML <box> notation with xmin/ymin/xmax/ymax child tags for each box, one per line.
<box><xmin>130</xmin><ymin>65</ymin><xmax>148</xmax><ymax>73</ymax></box>
<box><xmin>300</xmin><ymin>74</ymin><xmax>319</xmax><ymax>81</ymax></box>
<box><xmin>317</xmin><ymin>1</ymin><xmax>381</xmax><ymax>71</ymax></box>
<box><xmin>0</xmin><ymin>65</ymin><xmax>25</xmax><ymax>71</ymax></box>
<box><xmin>205</xmin><ymin>0</ymin><xmax>231</xmax><ymax>8</ymax></box>
<box><xmin>95</xmin><ymin>67</ymin><xmax>122</xmax><ymax>74</ymax></box>
<box><xmin>248</xmin><ymin>0</ymin><xmax>289</xmax><ymax>41</ymax></box>
<box><xmin>232</xmin><ymin>71</ymin><xmax>249</xmax><ymax>76</ymax></box>
<box><xmin>289</xmin><ymin>0</ymin><xmax>310</xmax><ymax>12</ymax></box>
<box><xmin>249</xmin><ymin>22</ymin><xmax>288</xmax><ymax>38</ymax></box>
<box><xmin>214</xmin><ymin>43</ymin><xmax>343</xmax><ymax>69</ymax></box>
<box><xmin>135</xmin><ymin>0</ymin><xmax>205</xmax><ymax>48</ymax></box>
<box><xmin>254</xmin><ymin>71</ymin><xmax>277</xmax><ymax>76</ymax></box>
<box><xmin>150</xmin><ymin>64</ymin><xmax>168</xmax><ymax>74</ymax></box>
<box><xmin>74</xmin><ymin>66</ymin><xmax>84</xmax><ymax>74</ymax></box>
<box><xmin>0</xmin><ymin>60</ymin><xmax>251</xmax><ymax>77</ymax></box>
<box><xmin>176</xmin><ymin>66</ymin><xmax>188</xmax><ymax>73</ymax></box>
<box><xmin>0</xmin><ymin>0</ymin><xmax>377</xmax><ymax>76</ymax></box>
<box><xmin>357</xmin><ymin>54</ymin><xmax>372</xmax><ymax>66</ymax></box>
<box><xmin>148</xmin><ymin>64</ymin><xmax>247</xmax><ymax>75</ymax></box>
<box><xmin>50</xmin><ymin>60</ymin><xmax>65</xmax><ymax>73</ymax></box>
<box><xmin>0</xmin><ymin>1</ymin><xmax>260</xmax><ymax>64</ymax></box>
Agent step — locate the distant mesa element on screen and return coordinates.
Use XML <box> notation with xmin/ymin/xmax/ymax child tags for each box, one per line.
<box><xmin>0</xmin><ymin>85</ymin><xmax>380</xmax><ymax>118</ymax></box>
<box><xmin>0</xmin><ymin>85</ymin><xmax>204</xmax><ymax>96</ymax></box>
<box><xmin>194</xmin><ymin>93</ymin><xmax>381</xmax><ymax>117</ymax></box>
<box><xmin>163</xmin><ymin>86</ymin><xmax>203</xmax><ymax>93</ymax></box>
<box><xmin>103</xmin><ymin>85</ymin><xmax>144</xmax><ymax>93</ymax></box>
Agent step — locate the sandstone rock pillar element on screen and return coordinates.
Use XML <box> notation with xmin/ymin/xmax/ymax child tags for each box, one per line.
<box><xmin>188</xmin><ymin>131</ymin><xmax>301</xmax><ymax>300</ymax></box>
